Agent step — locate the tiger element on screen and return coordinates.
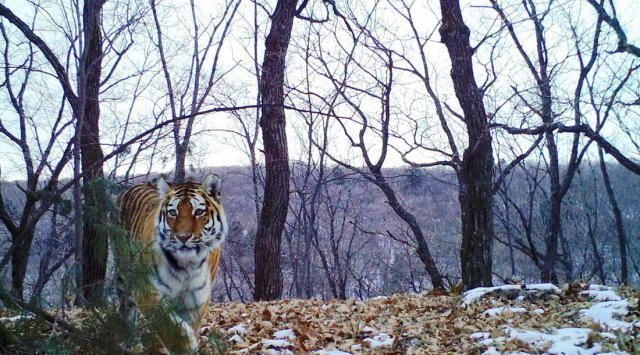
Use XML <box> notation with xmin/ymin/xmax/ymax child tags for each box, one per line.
<box><xmin>118</xmin><ymin>174</ymin><xmax>228</xmax><ymax>353</ymax></box>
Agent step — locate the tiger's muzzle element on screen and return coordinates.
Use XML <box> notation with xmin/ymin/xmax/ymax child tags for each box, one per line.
<box><xmin>175</xmin><ymin>233</ymin><xmax>193</xmax><ymax>244</ymax></box>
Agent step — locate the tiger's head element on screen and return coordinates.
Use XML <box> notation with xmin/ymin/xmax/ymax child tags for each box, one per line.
<box><xmin>155</xmin><ymin>175</ymin><xmax>227</xmax><ymax>260</ymax></box>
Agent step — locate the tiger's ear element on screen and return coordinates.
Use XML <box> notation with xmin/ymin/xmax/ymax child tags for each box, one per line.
<box><xmin>203</xmin><ymin>174</ymin><xmax>222</xmax><ymax>200</ymax></box>
<box><xmin>157</xmin><ymin>177</ymin><xmax>171</xmax><ymax>197</ymax></box>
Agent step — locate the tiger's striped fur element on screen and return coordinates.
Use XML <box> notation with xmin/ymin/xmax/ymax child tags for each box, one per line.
<box><xmin>119</xmin><ymin>175</ymin><xmax>227</xmax><ymax>352</ymax></box>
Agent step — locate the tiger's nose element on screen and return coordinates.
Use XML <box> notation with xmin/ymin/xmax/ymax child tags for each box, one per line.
<box><xmin>176</xmin><ymin>233</ymin><xmax>192</xmax><ymax>243</ymax></box>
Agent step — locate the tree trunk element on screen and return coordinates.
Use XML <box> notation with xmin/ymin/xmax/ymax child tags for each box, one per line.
<box><xmin>253</xmin><ymin>0</ymin><xmax>297</xmax><ymax>301</ymax></box>
<box><xmin>80</xmin><ymin>0</ymin><xmax>107</xmax><ymax>304</ymax></box>
<box><xmin>374</xmin><ymin>173</ymin><xmax>445</xmax><ymax>290</ymax></box>
<box><xmin>500</xmin><ymin>187</ymin><xmax>516</xmax><ymax>276</ymax></box>
<box><xmin>586</xmin><ymin>211</ymin><xmax>606</xmax><ymax>284</ymax></box>
<box><xmin>598</xmin><ymin>147</ymin><xmax>628</xmax><ymax>284</ymax></box>
<box><xmin>10</xmin><ymin>229</ymin><xmax>34</xmax><ymax>300</ymax></box>
<box><xmin>439</xmin><ymin>0</ymin><xmax>495</xmax><ymax>290</ymax></box>
<box><xmin>539</xmin><ymin>62</ymin><xmax>561</xmax><ymax>284</ymax></box>
<box><xmin>174</xmin><ymin>144</ymin><xmax>187</xmax><ymax>183</ymax></box>
<box><xmin>540</xmin><ymin>132</ymin><xmax>561</xmax><ymax>284</ymax></box>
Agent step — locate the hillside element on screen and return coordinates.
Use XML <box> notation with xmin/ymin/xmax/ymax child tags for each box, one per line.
<box><xmin>203</xmin><ymin>283</ymin><xmax>639</xmax><ymax>354</ymax></box>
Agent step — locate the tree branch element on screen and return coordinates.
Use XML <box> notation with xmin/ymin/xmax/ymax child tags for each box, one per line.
<box><xmin>0</xmin><ymin>4</ymin><xmax>77</xmax><ymax>108</ymax></box>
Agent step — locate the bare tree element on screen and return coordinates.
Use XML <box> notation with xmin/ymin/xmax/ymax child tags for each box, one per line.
<box><xmin>306</xmin><ymin>9</ymin><xmax>447</xmax><ymax>289</ymax></box>
<box><xmin>149</xmin><ymin>0</ymin><xmax>241</xmax><ymax>182</ymax></box>
<box><xmin>437</xmin><ymin>0</ymin><xmax>496</xmax><ymax>289</ymax></box>
<box><xmin>489</xmin><ymin>0</ymin><xmax>639</xmax><ymax>283</ymax></box>
<box><xmin>598</xmin><ymin>147</ymin><xmax>628</xmax><ymax>284</ymax></box>
<box><xmin>313</xmin><ymin>186</ymin><xmax>362</xmax><ymax>299</ymax></box>
<box><xmin>77</xmin><ymin>0</ymin><xmax>108</xmax><ymax>304</ymax></box>
<box><xmin>0</xmin><ymin>21</ymin><xmax>74</xmax><ymax>299</ymax></box>
<box><xmin>0</xmin><ymin>1</ymin><xmax>108</xmax><ymax>302</ymax></box>
<box><xmin>253</xmin><ymin>0</ymin><xmax>300</xmax><ymax>301</ymax></box>
<box><xmin>0</xmin><ymin>0</ymin><xmax>148</xmax><ymax>303</ymax></box>
<box><xmin>585</xmin><ymin>0</ymin><xmax>640</xmax><ymax>57</ymax></box>
<box><xmin>489</xmin><ymin>0</ymin><xmax>608</xmax><ymax>282</ymax></box>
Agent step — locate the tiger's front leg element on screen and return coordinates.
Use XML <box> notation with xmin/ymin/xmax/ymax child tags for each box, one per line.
<box><xmin>161</xmin><ymin>313</ymin><xmax>199</xmax><ymax>353</ymax></box>
<box><xmin>136</xmin><ymin>289</ymin><xmax>200</xmax><ymax>354</ymax></box>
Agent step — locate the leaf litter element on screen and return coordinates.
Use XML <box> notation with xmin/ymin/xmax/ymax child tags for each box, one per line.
<box><xmin>203</xmin><ymin>283</ymin><xmax>639</xmax><ymax>354</ymax></box>
<box><xmin>1</xmin><ymin>283</ymin><xmax>637</xmax><ymax>353</ymax></box>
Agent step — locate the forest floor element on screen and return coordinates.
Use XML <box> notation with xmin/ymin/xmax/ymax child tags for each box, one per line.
<box><xmin>1</xmin><ymin>283</ymin><xmax>639</xmax><ymax>354</ymax></box>
<box><xmin>203</xmin><ymin>283</ymin><xmax>640</xmax><ymax>354</ymax></box>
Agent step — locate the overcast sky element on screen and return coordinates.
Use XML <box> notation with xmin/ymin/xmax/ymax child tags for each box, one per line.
<box><xmin>0</xmin><ymin>0</ymin><xmax>638</xmax><ymax>181</ymax></box>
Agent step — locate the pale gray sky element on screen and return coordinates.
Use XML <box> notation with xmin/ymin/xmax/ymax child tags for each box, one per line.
<box><xmin>0</xmin><ymin>0</ymin><xmax>638</xmax><ymax>181</ymax></box>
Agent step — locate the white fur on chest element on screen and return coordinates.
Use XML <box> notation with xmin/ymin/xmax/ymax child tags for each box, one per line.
<box><xmin>152</xmin><ymin>244</ymin><xmax>212</xmax><ymax>324</ymax></box>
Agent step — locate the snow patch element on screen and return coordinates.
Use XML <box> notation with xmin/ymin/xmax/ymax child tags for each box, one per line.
<box><xmin>228</xmin><ymin>334</ymin><xmax>244</xmax><ymax>343</ymax></box>
<box><xmin>362</xmin><ymin>332</ymin><xmax>394</xmax><ymax>348</ymax></box>
<box><xmin>273</xmin><ymin>329</ymin><xmax>296</xmax><ymax>340</ymax></box>
<box><xmin>462</xmin><ymin>283</ymin><xmax>560</xmax><ymax>305</ymax></box>
<box><xmin>482</xmin><ymin>306</ymin><xmax>527</xmax><ymax>317</ymax></box>
<box><xmin>227</xmin><ymin>323</ymin><xmax>247</xmax><ymax>335</ymax></box>
<box><xmin>472</xmin><ymin>285</ymin><xmax>632</xmax><ymax>354</ymax></box>
<box><xmin>0</xmin><ymin>315</ymin><xmax>34</xmax><ymax>322</ymax></box>
<box><xmin>361</xmin><ymin>325</ymin><xmax>376</xmax><ymax>333</ymax></box>
<box><xmin>580</xmin><ymin>299</ymin><xmax>632</xmax><ymax>331</ymax></box>
<box><xmin>507</xmin><ymin>327</ymin><xmax>605</xmax><ymax>355</ymax></box>
<box><xmin>470</xmin><ymin>331</ymin><xmax>490</xmax><ymax>340</ymax></box>
<box><xmin>262</xmin><ymin>349</ymin><xmax>293</xmax><ymax>355</ymax></box>
<box><xmin>580</xmin><ymin>285</ymin><xmax>623</xmax><ymax>301</ymax></box>
<box><xmin>262</xmin><ymin>338</ymin><xmax>293</xmax><ymax>348</ymax></box>
<box><xmin>481</xmin><ymin>347</ymin><xmax>501</xmax><ymax>355</ymax></box>
<box><xmin>462</xmin><ymin>285</ymin><xmax>522</xmax><ymax>304</ymax></box>
<box><xmin>524</xmin><ymin>283</ymin><xmax>562</xmax><ymax>292</ymax></box>
<box><xmin>311</xmin><ymin>350</ymin><xmax>352</xmax><ymax>355</ymax></box>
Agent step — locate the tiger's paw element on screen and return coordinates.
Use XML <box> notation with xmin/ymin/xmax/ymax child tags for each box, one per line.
<box><xmin>176</xmin><ymin>315</ymin><xmax>199</xmax><ymax>352</ymax></box>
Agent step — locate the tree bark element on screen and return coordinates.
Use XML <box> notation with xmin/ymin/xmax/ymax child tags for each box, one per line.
<box><xmin>79</xmin><ymin>0</ymin><xmax>107</xmax><ymax>303</ymax></box>
<box><xmin>598</xmin><ymin>147</ymin><xmax>628</xmax><ymax>284</ymax></box>
<box><xmin>253</xmin><ymin>0</ymin><xmax>297</xmax><ymax>301</ymax></box>
<box><xmin>0</xmin><ymin>1</ymin><xmax>108</xmax><ymax>304</ymax></box>
<box><xmin>174</xmin><ymin>145</ymin><xmax>187</xmax><ymax>183</ymax></box>
<box><xmin>374</xmin><ymin>174</ymin><xmax>445</xmax><ymax>290</ymax></box>
<box><xmin>539</xmin><ymin>44</ymin><xmax>561</xmax><ymax>284</ymax></box>
<box><xmin>10</xmin><ymin>228</ymin><xmax>34</xmax><ymax>300</ymax></box>
<box><xmin>439</xmin><ymin>0</ymin><xmax>495</xmax><ymax>289</ymax></box>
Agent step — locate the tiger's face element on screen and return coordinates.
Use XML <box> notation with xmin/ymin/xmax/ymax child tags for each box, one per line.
<box><xmin>155</xmin><ymin>175</ymin><xmax>227</xmax><ymax>260</ymax></box>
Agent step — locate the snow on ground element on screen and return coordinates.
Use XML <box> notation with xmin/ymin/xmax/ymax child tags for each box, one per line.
<box><xmin>310</xmin><ymin>350</ymin><xmax>352</xmax><ymax>355</ymax></box>
<box><xmin>471</xmin><ymin>331</ymin><xmax>491</xmax><ymax>341</ymax></box>
<box><xmin>273</xmin><ymin>329</ymin><xmax>296</xmax><ymax>340</ymax></box>
<box><xmin>0</xmin><ymin>314</ymin><xmax>34</xmax><ymax>322</ymax></box>
<box><xmin>581</xmin><ymin>300</ymin><xmax>632</xmax><ymax>331</ymax></box>
<box><xmin>226</xmin><ymin>323</ymin><xmax>249</xmax><ymax>344</ymax></box>
<box><xmin>462</xmin><ymin>283</ymin><xmax>561</xmax><ymax>305</ymax></box>
<box><xmin>262</xmin><ymin>339</ymin><xmax>293</xmax><ymax>348</ymax></box>
<box><xmin>261</xmin><ymin>349</ymin><xmax>293</xmax><ymax>355</ymax></box>
<box><xmin>580</xmin><ymin>285</ymin><xmax>623</xmax><ymax>301</ymax></box>
<box><xmin>482</xmin><ymin>306</ymin><xmax>527</xmax><ymax>317</ymax></box>
<box><xmin>227</xmin><ymin>323</ymin><xmax>247</xmax><ymax>335</ymax></box>
<box><xmin>503</xmin><ymin>327</ymin><xmax>604</xmax><ymax>355</ymax></box>
<box><xmin>579</xmin><ymin>284</ymin><xmax>635</xmax><ymax>332</ymax></box>
<box><xmin>462</xmin><ymin>285</ymin><xmax>523</xmax><ymax>305</ymax></box>
<box><xmin>361</xmin><ymin>332</ymin><xmax>394</xmax><ymax>349</ymax></box>
<box><xmin>203</xmin><ymin>284</ymin><xmax>637</xmax><ymax>354</ymax></box>
<box><xmin>472</xmin><ymin>284</ymin><xmax>637</xmax><ymax>355</ymax></box>
<box><xmin>228</xmin><ymin>334</ymin><xmax>244</xmax><ymax>344</ymax></box>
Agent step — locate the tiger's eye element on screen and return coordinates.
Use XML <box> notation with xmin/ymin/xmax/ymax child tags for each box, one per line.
<box><xmin>194</xmin><ymin>208</ymin><xmax>205</xmax><ymax>216</ymax></box>
<box><xmin>167</xmin><ymin>210</ymin><xmax>178</xmax><ymax>217</ymax></box>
